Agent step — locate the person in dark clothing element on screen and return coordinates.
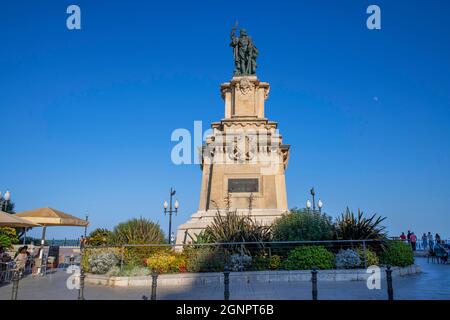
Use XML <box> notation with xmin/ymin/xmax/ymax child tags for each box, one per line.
<box><xmin>436</xmin><ymin>233</ymin><xmax>442</xmax><ymax>244</ymax></box>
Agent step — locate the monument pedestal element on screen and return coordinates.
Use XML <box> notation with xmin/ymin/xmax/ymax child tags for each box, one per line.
<box><xmin>177</xmin><ymin>76</ymin><xmax>290</xmax><ymax>245</ymax></box>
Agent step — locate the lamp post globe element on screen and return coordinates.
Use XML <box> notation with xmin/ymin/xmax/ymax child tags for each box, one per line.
<box><xmin>306</xmin><ymin>200</ymin><xmax>312</xmax><ymax>211</ymax></box>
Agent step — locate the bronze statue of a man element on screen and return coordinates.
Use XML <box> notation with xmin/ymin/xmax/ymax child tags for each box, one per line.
<box><xmin>230</xmin><ymin>26</ymin><xmax>258</xmax><ymax>76</ymax></box>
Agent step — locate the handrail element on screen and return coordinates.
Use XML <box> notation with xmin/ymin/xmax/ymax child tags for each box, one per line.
<box><xmin>84</xmin><ymin>239</ymin><xmax>384</xmax><ymax>249</ymax></box>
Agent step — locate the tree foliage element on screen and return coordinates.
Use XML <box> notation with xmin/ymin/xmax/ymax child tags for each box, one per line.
<box><xmin>0</xmin><ymin>227</ymin><xmax>19</xmax><ymax>245</ymax></box>
<box><xmin>272</xmin><ymin>208</ymin><xmax>335</xmax><ymax>241</ymax></box>
<box><xmin>88</xmin><ymin>228</ymin><xmax>112</xmax><ymax>246</ymax></box>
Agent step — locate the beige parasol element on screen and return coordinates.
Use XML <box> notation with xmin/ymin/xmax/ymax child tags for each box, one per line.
<box><xmin>0</xmin><ymin>210</ymin><xmax>40</xmax><ymax>228</ymax></box>
<box><xmin>15</xmin><ymin>207</ymin><xmax>89</xmax><ymax>274</ymax></box>
<box><xmin>15</xmin><ymin>207</ymin><xmax>89</xmax><ymax>227</ymax></box>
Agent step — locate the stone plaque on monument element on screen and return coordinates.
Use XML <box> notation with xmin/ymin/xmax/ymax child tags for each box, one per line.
<box><xmin>228</xmin><ymin>178</ymin><xmax>259</xmax><ymax>193</ymax></box>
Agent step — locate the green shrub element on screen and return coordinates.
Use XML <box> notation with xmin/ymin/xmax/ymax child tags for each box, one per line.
<box><xmin>380</xmin><ymin>241</ymin><xmax>414</xmax><ymax>267</ymax></box>
<box><xmin>107</xmin><ymin>218</ymin><xmax>166</xmax><ymax>267</ymax></box>
<box><xmin>356</xmin><ymin>247</ymin><xmax>379</xmax><ymax>267</ymax></box>
<box><xmin>250</xmin><ymin>255</ymin><xmax>281</xmax><ymax>271</ymax></box>
<box><xmin>269</xmin><ymin>255</ymin><xmax>282</xmax><ymax>270</ymax></box>
<box><xmin>283</xmin><ymin>246</ymin><xmax>335</xmax><ymax>270</ymax></box>
<box><xmin>272</xmin><ymin>209</ymin><xmax>334</xmax><ymax>241</ymax></box>
<box><xmin>185</xmin><ymin>247</ymin><xmax>230</xmax><ymax>273</ymax></box>
<box><xmin>252</xmin><ymin>255</ymin><xmax>269</xmax><ymax>271</ymax></box>
<box><xmin>88</xmin><ymin>228</ymin><xmax>112</xmax><ymax>247</ymax></box>
<box><xmin>109</xmin><ymin>218</ymin><xmax>165</xmax><ymax>245</ymax></box>
<box><xmin>146</xmin><ymin>251</ymin><xmax>187</xmax><ymax>274</ymax></box>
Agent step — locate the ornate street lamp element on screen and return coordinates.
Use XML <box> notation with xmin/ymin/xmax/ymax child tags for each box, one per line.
<box><xmin>306</xmin><ymin>188</ymin><xmax>324</xmax><ymax>213</ymax></box>
<box><xmin>1</xmin><ymin>190</ymin><xmax>11</xmax><ymax>212</ymax></box>
<box><xmin>318</xmin><ymin>199</ymin><xmax>323</xmax><ymax>213</ymax></box>
<box><xmin>164</xmin><ymin>188</ymin><xmax>179</xmax><ymax>244</ymax></box>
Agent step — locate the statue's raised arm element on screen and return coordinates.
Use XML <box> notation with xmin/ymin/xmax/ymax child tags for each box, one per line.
<box><xmin>230</xmin><ymin>21</ymin><xmax>239</xmax><ymax>42</ymax></box>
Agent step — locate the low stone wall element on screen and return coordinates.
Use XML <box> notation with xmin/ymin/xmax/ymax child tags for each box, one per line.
<box><xmin>85</xmin><ymin>265</ymin><xmax>421</xmax><ymax>287</ymax></box>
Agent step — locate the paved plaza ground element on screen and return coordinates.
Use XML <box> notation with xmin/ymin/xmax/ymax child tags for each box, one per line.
<box><xmin>1</xmin><ymin>258</ymin><xmax>449</xmax><ymax>300</ymax></box>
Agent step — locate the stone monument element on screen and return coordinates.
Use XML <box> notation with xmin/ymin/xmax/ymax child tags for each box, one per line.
<box><xmin>176</xmin><ymin>27</ymin><xmax>290</xmax><ymax>245</ymax></box>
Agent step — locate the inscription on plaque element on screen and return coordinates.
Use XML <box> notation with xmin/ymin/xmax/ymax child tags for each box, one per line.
<box><xmin>228</xmin><ymin>178</ymin><xmax>259</xmax><ymax>193</ymax></box>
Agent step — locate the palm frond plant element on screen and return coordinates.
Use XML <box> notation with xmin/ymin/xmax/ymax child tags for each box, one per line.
<box><xmin>204</xmin><ymin>207</ymin><xmax>271</xmax><ymax>244</ymax></box>
<box><xmin>204</xmin><ymin>196</ymin><xmax>272</xmax><ymax>260</ymax></box>
<box><xmin>334</xmin><ymin>207</ymin><xmax>387</xmax><ymax>252</ymax></box>
<box><xmin>335</xmin><ymin>208</ymin><xmax>387</xmax><ymax>240</ymax></box>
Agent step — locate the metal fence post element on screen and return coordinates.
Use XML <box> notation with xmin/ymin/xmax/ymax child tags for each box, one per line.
<box><xmin>386</xmin><ymin>266</ymin><xmax>394</xmax><ymax>301</ymax></box>
<box><xmin>311</xmin><ymin>269</ymin><xmax>318</xmax><ymax>301</ymax></box>
<box><xmin>78</xmin><ymin>269</ymin><xmax>85</xmax><ymax>300</ymax></box>
<box><xmin>151</xmin><ymin>270</ymin><xmax>158</xmax><ymax>301</ymax></box>
<box><xmin>224</xmin><ymin>267</ymin><xmax>230</xmax><ymax>301</ymax></box>
<box><xmin>362</xmin><ymin>240</ymin><xmax>367</xmax><ymax>269</ymax></box>
<box><xmin>11</xmin><ymin>271</ymin><xmax>20</xmax><ymax>300</ymax></box>
<box><xmin>120</xmin><ymin>246</ymin><xmax>124</xmax><ymax>272</ymax></box>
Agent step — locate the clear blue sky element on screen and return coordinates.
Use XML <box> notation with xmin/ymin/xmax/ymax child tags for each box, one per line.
<box><xmin>1</xmin><ymin>0</ymin><xmax>450</xmax><ymax>240</ymax></box>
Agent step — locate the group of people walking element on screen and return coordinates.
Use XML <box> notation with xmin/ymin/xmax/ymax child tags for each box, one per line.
<box><xmin>399</xmin><ymin>231</ymin><xmax>444</xmax><ymax>251</ymax></box>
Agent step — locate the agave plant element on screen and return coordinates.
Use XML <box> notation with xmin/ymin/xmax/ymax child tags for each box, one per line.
<box><xmin>109</xmin><ymin>217</ymin><xmax>165</xmax><ymax>245</ymax></box>
<box><xmin>335</xmin><ymin>207</ymin><xmax>387</xmax><ymax>241</ymax></box>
